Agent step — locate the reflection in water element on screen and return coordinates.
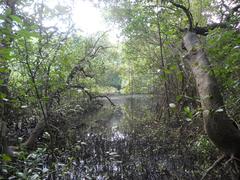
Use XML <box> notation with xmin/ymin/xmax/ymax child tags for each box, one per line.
<box><xmin>51</xmin><ymin>95</ymin><xmax>202</xmax><ymax>179</ymax></box>
<box><xmin>112</xmin><ymin>128</ymin><xmax>125</xmax><ymax>140</ymax></box>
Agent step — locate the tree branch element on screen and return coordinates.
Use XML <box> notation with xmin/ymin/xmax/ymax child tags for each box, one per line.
<box><xmin>92</xmin><ymin>95</ymin><xmax>115</xmax><ymax>106</ymax></box>
<box><xmin>170</xmin><ymin>1</ymin><xmax>239</xmax><ymax>35</ymax></box>
<box><xmin>201</xmin><ymin>155</ymin><xmax>226</xmax><ymax>180</ymax></box>
<box><xmin>170</xmin><ymin>1</ymin><xmax>193</xmax><ymax>31</ymax></box>
<box><xmin>193</xmin><ymin>23</ymin><xmax>229</xmax><ymax>35</ymax></box>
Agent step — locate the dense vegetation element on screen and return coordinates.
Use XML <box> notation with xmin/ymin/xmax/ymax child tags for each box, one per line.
<box><xmin>0</xmin><ymin>0</ymin><xmax>240</xmax><ymax>179</ymax></box>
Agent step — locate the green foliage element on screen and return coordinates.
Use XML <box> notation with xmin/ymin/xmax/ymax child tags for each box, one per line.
<box><xmin>207</xmin><ymin>29</ymin><xmax>240</xmax><ymax>120</ymax></box>
<box><xmin>2</xmin><ymin>154</ymin><xmax>12</xmax><ymax>162</ymax></box>
<box><xmin>1</xmin><ymin>147</ymin><xmax>50</xmax><ymax>179</ymax></box>
<box><xmin>91</xmin><ymin>47</ymin><xmax>123</xmax><ymax>93</ymax></box>
<box><xmin>1</xmin><ymin>0</ymin><xmax>240</xmax><ymax>179</ymax></box>
<box><xmin>207</xmin><ymin>29</ymin><xmax>240</xmax><ymax>88</ymax></box>
<box><xmin>193</xmin><ymin>135</ymin><xmax>215</xmax><ymax>155</ymax></box>
<box><xmin>183</xmin><ymin>106</ymin><xmax>193</xmax><ymax>120</ymax></box>
<box><xmin>98</xmin><ymin>71</ymin><xmax>122</xmax><ymax>90</ymax></box>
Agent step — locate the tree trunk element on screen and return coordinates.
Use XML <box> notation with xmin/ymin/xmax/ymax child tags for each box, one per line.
<box><xmin>0</xmin><ymin>0</ymin><xmax>17</xmax><ymax>154</ymax></box>
<box><xmin>0</xmin><ymin>121</ymin><xmax>8</xmax><ymax>153</ymax></box>
<box><xmin>22</xmin><ymin>120</ymin><xmax>45</xmax><ymax>149</ymax></box>
<box><xmin>183</xmin><ymin>31</ymin><xmax>240</xmax><ymax>157</ymax></box>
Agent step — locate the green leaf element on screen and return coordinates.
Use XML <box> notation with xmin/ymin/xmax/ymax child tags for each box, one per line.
<box><xmin>30</xmin><ymin>174</ymin><xmax>40</xmax><ymax>180</ymax></box>
<box><xmin>176</xmin><ymin>95</ymin><xmax>182</xmax><ymax>102</ymax></box>
<box><xmin>18</xmin><ymin>29</ymin><xmax>31</xmax><ymax>37</ymax></box>
<box><xmin>184</xmin><ymin>106</ymin><xmax>190</xmax><ymax>113</ymax></box>
<box><xmin>216</xmin><ymin>108</ymin><xmax>224</xmax><ymax>112</ymax></box>
<box><xmin>2</xmin><ymin>154</ymin><xmax>12</xmax><ymax>162</ymax></box>
<box><xmin>170</xmin><ymin>65</ymin><xmax>177</xmax><ymax>71</ymax></box>
<box><xmin>0</xmin><ymin>15</ymin><xmax>6</xmax><ymax>20</ymax></box>
<box><xmin>16</xmin><ymin>172</ymin><xmax>26</xmax><ymax>179</ymax></box>
<box><xmin>183</xmin><ymin>106</ymin><xmax>193</xmax><ymax>119</ymax></box>
<box><xmin>2</xmin><ymin>169</ymin><xmax>8</xmax><ymax>173</ymax></box>
<box><xmin>7</xmin><ymin>176</ymin><xmax>17</xmax><ymax>180</ymax></box>
<box><xmin>0</xmin><ymin>92</ymin><xmax>6</xmax><ymax>100</ymax></box>
<box><xmin>163</xmin><ymin>69</ymin><xmax>171</xmax><ymax>75</ymax></box>
<box><xmin>9</xmin><ymin>15</ymin><xmax>23</xmax><ymax>24</ymax></box>
<box><xmin>17</xmin><ymin>29</ymin><xmax>39</xmax><ymax>38</ymax></box>
<box><xmin>0</xmin><ymin>48</ymin><xmax>11</xmax><ymax>59</ymax></box>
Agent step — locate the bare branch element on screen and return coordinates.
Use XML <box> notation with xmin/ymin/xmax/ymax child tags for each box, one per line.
<box><xmin>170</xmin><ymin>1</ymin><xmax>193</xmax><ymax>31</ymax></box>
<box><xmin>194</xmin><ymin>3</ymin><xmax>240</xmax><ymax>35</ymax></box>
<box><xmin>69</xmin><ymin>84</ymin><xmax>93</xmax><ymax>100</ymax></box>
<box><xmin>92</xmin><ymin>95</ymin><xmax>116</xmax><ymax>106</ymax></box>
<box><xmin>170</xmin><ymin>0</ymin><xmax>239</xmax><ymax>35</ymax></box>
<box><xmin>201</xmin><ymin>155</ymin><xmax>225</xmax><ymax>180</ymax></box>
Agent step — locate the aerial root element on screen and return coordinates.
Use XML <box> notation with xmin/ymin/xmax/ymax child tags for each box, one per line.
<box><xmin>224</xmin><ymin>154</ymin><xmax>240</xmax><ymax>167</ymax></box>
<box><xmin>201</xmin><ymin>154</ymin><xmax>240</xmax><ymax>180</ymax></box>
<box><xmin>201</xmin><ymin>155</ymin><xmax>225</xmax><ymax>180</ymax></box>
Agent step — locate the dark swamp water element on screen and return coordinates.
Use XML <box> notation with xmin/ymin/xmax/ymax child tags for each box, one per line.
<box><xmin>44</xmin><ymin>94</ymin><xmax>212</xmax><ymax>180</ymax></box>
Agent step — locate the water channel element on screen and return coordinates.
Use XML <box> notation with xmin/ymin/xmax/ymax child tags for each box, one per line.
<box><xmin>52</xmin><ymin>94</ymin><xmax>202</xmax><ymax>180</ymax></box>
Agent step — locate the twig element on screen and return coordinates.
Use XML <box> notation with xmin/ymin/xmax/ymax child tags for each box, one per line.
<box><xmin>224</xmin><ymin>154</ymin><xmax>240</xmax><ymax>167</ymax></box>
<box><xmin>201</xmin><ymin>155</ymin><xmax>225</xmax><ymax>180</ymax></box>
<box><xmin>92</xmin><ymin>95</ymin><xmax>115</xmax><ymax>106</ymax></box>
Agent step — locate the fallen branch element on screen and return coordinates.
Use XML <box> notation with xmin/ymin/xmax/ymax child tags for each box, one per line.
<box><xmin>201</xmin><ymin>155</ymin><xmax>225</xmax><ymax>180</ymax></box>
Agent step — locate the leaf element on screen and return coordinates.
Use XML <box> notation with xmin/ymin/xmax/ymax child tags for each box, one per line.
<box><xmin>216</xmin><ymin>108</ymin><xmax>224</xmax><ymax>112</ymax></box>
<box><xmin>169</xmin><ymin>103</ymin><xmax>176</xmax><ymax>108</ymax></box>
<box><xmin>30</xmin><ymin>174</ymin><xmax>39</xmax><ymax>180</ymax></box>
<box><xmin>18</xmin><ymin>29</ymin><xmax>31</xmax><ymax>37</ymax></box>
<box><xmin>75</xmin><ymin>145</ymin><xmax>81</xmax><ymax>151</ymax></box>
<box><xmin>20</xmin><ymin>105</ymin><xmax>28</xmax><ymax>109</ymax></box>
<box><xmin>0</xmin><ymin>48</ymin><xmax>11</xmax><ymax>59</ymax></box>
<box><xmin>109</xmin><ymin>152</ymin><xmax>118</xmax><ymax>156</ymax></box>
<box><xmin>0</xmin><ymin>15</ymin><xmax>6</xmax><ymax>20</ymax></box>
<box><xmin>183</xmin><ymin>106</ymin><xmax>193</xmax><ymax>118</ymax></box>
<box><xmin>176</xmin><ymin>95</ymin><xmax>182</xmax><ymax>102</ymax></box>
<box><xmin>8</xmin><ymin>176</ymin><xmax>17</xmax><ymax>180</ymax></box>
<box><xmin>114</xmin><ymin>161</ymin><xmax>122</xmax><ymax>163</ymax></box>
<box><xmin>16</xmin><ymin>172</ymin><xmax>26</xmax><ymax>179</ymax></box>
<box><xmin>2</xmin><ymin>98</ymin><xmax>9</xmax><ymax>102</ymax></box>
<box><xmin>18</xmin><ymin>29</ymin><xmax>39</xmax><ymax>38</ymax></box>
<box><xmin>81</xmin><ymin>142</ymin><xmax>87</xmax><ymax>145</ymax></box>
<box><xmin>27</xmin><ymin>153</ymin><xmax>37</xmax><ymax>160</ymax></box>
<box><xmin>57</xmin><ymin>163</ymin><xmax>65</xmax><ymax>167</ymax></box>
<box><xmin>42</xmin><ymin>167</ymin><xmax>49</xmax><ymax>173</ymax></box>
<box><xmin>184</xmin><ymin>106</ymin><xmax>191</xmax><ymax>113</ymax></box>
<box><xmin>9</xmin><ymin>15</ymin><xmax>23</xmax><ymax>24</ymax></box>
<box><xmin>43</xmin><ymin>132</ymin><xmax>50</xmax><ymax>139</ymax></box>
<box><xmin>2</xmin><ymin>154</ymin><xmax>12</xmax><ymax>162</ymax></box>
<box><xmin>170</xmin><ymin>65</ymin><xmax>177</xmax><ymax>71</ymax></box>
<box><xmin>2</xmin><ymin>169</ymin><xmax>8</xmax><ymax>173</ymax></box>
<box><xmin>0</xmin><ymin>94</ymin><xmax>7</xmax><ymax>102</ymax></box>
<box><xmin>163</xmin><ymin>69</ymin><xmax>171</xmax><ymax>75</ymax></box>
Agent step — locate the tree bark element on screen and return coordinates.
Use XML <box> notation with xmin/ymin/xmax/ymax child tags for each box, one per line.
<box><xmin>22</xmin><ymin>120</ymin><xmax>45</xmax><ymax>148</ymax></box>
<box><xmin>0</xmin><ymin>0</ymin><xmax>17</xmax><ymax>154</ymax></box>
<box><xmin>183</xmin><ymin>31</ymin><xmax>240</xmax><ymax>157</ymax></box>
